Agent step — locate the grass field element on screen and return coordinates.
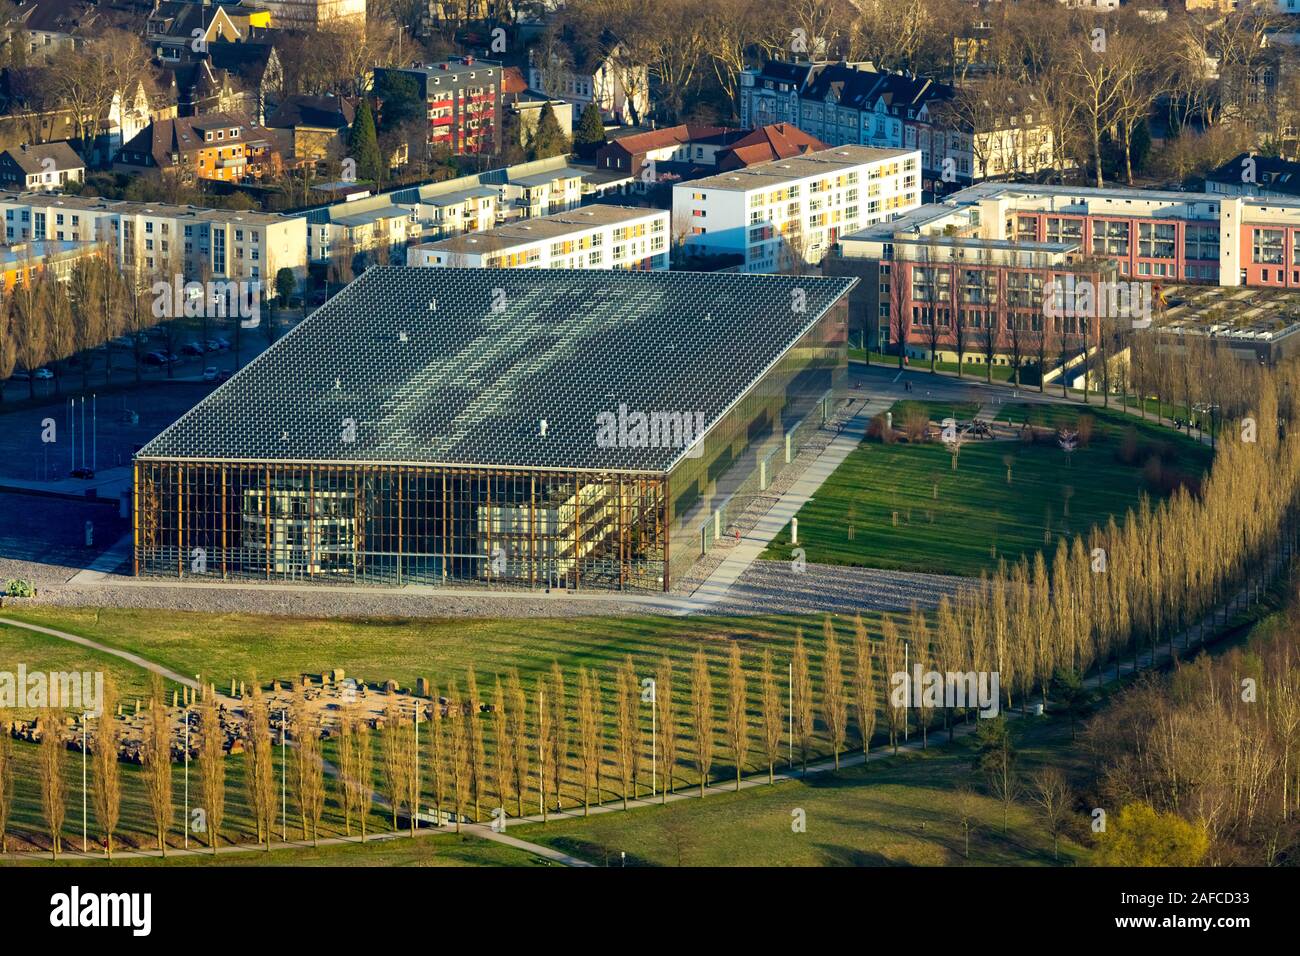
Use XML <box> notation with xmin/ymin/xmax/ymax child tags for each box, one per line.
<box><xmin>515</xmin><ymin>718</ymin><xmax>1088</xmax><ymax>867</ymax></box>
<box><xmin>762</xmin><ymin>403</ymin><xmax>1212</xmax><ymax>576</ymax></box>
<box><xmin>0</xmin><ymin>610</ymin><xmax>894</xmax><ymax>855</ymax></box>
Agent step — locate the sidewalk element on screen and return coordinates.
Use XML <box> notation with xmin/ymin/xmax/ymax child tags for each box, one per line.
<box><xmin>645</xmin><ymin>398</ymin><xmax>892</xmax><ymax>615</ymax></box>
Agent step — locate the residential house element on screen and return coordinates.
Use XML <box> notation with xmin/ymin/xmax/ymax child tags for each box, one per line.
<box><xmin>408</xmin><ymin>204</ymin><xmax>669</xmax><ymax>270</ymax></box>
<box><xmin>594</xmin><ymin>124</ymin><xmax>745</xmax><ymax>179</ymax></box>
<box><xmin>373</xmin><ymin>57</ymin><xmax>502</xmax><ymax>158</ymax></box>
<box><xmin>266</xmin><ymin>94</ymin><xmax>354</xmax><ymax>169</ymax></box>
<box><xmin>714</xmin><ymin>123</ymin><xmax>827</xmax><ymax>171</ymax></box>
<box><xmin>0</xmin><ymin>141</ymin><xmax>84</xmax><ymax>190</ymax></box>
<box><xmin>115</xmin><ymin>112</ymin><xmax>279</xmax><ymax>184</ymax></box>
<box><xmin>528</xmin><ymin>28</ymin><xmax>649</xmax><ymax>127</ymax></box>
<box><xmin>739</xmin><ymin>60</ymin><xmax>1055</xmax><ymax>194</ymax></box>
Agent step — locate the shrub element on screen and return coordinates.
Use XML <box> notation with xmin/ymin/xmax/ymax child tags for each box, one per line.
<box><xmin>5</xmin><ymin>579</ymin><xmax>34</xmax><ymax>598</ymax></box>
<box><xmin>903</xmin><ymin>406</ymin><xmax>930</xmax><ymax>443</ymax></box>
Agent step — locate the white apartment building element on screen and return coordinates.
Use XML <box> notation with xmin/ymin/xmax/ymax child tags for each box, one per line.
<box><xmin>407</xmin><ymin>205</ymin><xmax>669</xmax><ymax>270</ymax></box>
<box><xmin>0</xmin><ymin>191</ymin><xmax>308</xmax><ymax>289</ymax></box>
<box><xmin>671</xmin><ymin>145</ymin><xmax>921</xmax><ymax>273</ymax></box>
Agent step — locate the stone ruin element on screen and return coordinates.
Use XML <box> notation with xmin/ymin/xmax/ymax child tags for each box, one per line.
<box><xmin>4</xmin><ymin>670</ymin><xmax>492</xmax><ymax>764</ymax></box>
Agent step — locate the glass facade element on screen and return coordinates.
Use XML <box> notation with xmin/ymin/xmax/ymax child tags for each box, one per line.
<box><xmin>665</xmin><ymin>298</ymin><xmax>848</xmax><ymax>585</ymax></box>
<box><xmin>134</xmin><ymin>463</ymin><xmax>668</xmax><ymax>590</ymax></box>
<box><xmin>133</xmin><ymin>301</ymin><xmax>846</xmax><ymax>593</ymax></box>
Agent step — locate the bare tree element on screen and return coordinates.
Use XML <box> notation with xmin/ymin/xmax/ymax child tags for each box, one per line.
<box><xmin>466</xmin><ymin>667</ymin><xmax>486</xmax><ymax>822</ymax></box>
<box><xmin>243</xmin><ymin>683</ymin><xmax>276</xmax><ymax>850</ymax></box>
<box><xmin>142</xmin><ymin>676</ymin><xmax>173</xmax><ymax>856</ymax></box>
<box><xmin>690</xmin><ymin>650</ymin><xmax>714</xmax><ymax>796</ymax></box>
<box><xmin>822</xmin><ymin>617</ymin><xmax>848</xmax><ymax>768</ymax></box>
<box><xmin>292</xmin><ymin>684</ymin><xmax>325</xmax><ymax>846</ymax></box>
<box><xmin>577</xmin><ymin>667</ymin><xmax>599</xmax><ymax>814</ymax></box>
<box><xmin>615</xmin><ymin>661</ymin><xmax>636</xmax><ymax>809</ymax></box>
<box><xmin>38</xmin><ymin>708</ymin><xmax>66</xmax><ymax>858</ymax></box>
<box><xmin>507</xmin><ymin>669</ymin><xmax>530</xmax><ymax>818</ymax></box>
<box><xmin>493</xmin><ymin>677</ymin><xmax>514</xmax><ymax>823</ymax></box>
<box><xmin>448</xmin><ymin>678</ymin><xmax>470</xmax><ymax>832</ymax></box>
<box><xmin>726</xmin><ymin>642</ymin><xmax>750</xmax><ymax>790</ymax></box>
<box><xmin>196</xmin><ymin>695</ymin><xmax>225</xmax><ymax>854</ymax></box>
<box><xmin>0</xmin><ymin>727</ymin><xmax>11</xmax><ymax>852</ymax></box>
<box><xmin>548</xmin><ymin>662</ymin><xmax>568</xmax><ymax>814</ymax></box>
<box><xmin>852</xmin><ymin>613</ymin><xmax>877</xmax><ymax>754</ymax></box>
<box><xmin>761</xmin><ymin>648</ymin><xmax>783</xmax><ymax>782</ymax></box>
<box><xmin>92</xmin><ymin>676</ymin><xmax>121</xmax><ymax>858</ymax></box>
<box><xmin>1030</xmin><ymin>767</ymin><xmax>1073</xmax><ymax>861</ymax></box>
<box><xmin>792</xmin><ymin>629</ymin><xmax>814</xmax><ymax>772</ymax></box>
<box><xmin>656</xmin><ymin>656</ymin><xmax>678</xmax><ymax>801</ymax></box>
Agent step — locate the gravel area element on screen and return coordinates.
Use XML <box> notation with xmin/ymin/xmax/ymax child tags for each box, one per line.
<box><xmin>707</xmin><ymin>560</ymin><xmax>972</xmax><ymax>615</ymax></box>
<box><xmin>19</xmin><ymin>582</ymin><xmax>662</xmax><ymax>619</ymax></box>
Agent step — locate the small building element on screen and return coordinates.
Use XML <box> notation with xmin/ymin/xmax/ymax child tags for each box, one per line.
<box><xmin>716</xmin><ymin>123</ymin><xmax>828</xmax><ymax>171</ymax></box>
<box><xmin>594</xmin><ymin>124</ymin><xmax>745</xmax><ymax>177</ymax></box>
<box><xmin>0</xmin><ymin>142</ymin><xmax>85</xmax><ymax>192</ymax></box>
<box><xmin>267</xmin><ymin>94</ymin><xmax>356</xmax><ymax>169</ymax></box>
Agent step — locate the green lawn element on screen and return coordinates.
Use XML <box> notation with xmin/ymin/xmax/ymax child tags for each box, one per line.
<box><xmin>515</xmin><ymin>718</ymin><xmax>1088</xmax><ymax>867</ymax></box>
<box><xmin>851</xmin><ymin>349</ymin><xmax>1017</xmax><ymax>382</ymax></box>
<box><xmin>762</xmin><ymin>407</ymin><xmax>1212</xmax><ymax>576</ymax></box>
<box><xmin>0</xmin><ymin>609</ymin><xmax>902</xmax><ymax>855</ymax></box>
<box><xmin>6</xmin><ymin>830</ymin><xmax>540</xmax><ymax>867</ymax></box>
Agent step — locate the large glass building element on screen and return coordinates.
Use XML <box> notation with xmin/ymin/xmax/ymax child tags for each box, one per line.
<box><xmin>134</xmin><ymin>267</ymin><xmax>853</xmax><ymax>591</ymax></box>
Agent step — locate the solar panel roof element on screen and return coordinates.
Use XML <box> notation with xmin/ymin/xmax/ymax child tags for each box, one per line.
<box><xmin>138</xmin><ymin>267</ymin><xmax>856</xmax><ymax>473</ymax></box>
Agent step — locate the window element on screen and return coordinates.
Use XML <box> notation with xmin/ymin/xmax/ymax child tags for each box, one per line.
<box><xmin>1091</xmin><ymin>220</ymin><xmax>1129</xmax><ymax>256</ymax></box>
<box><xmin>1045</xmin><ymin>217</ymin><xmax>1083</xmax><ymax>244</ymax></box>
<box><xmin>1254</xmin><ymin>228</ymin><xmax>1284</xmax><ymax>265</ymax></box>
<box><xmin>1139</xmin><ymin>222</ymin><xmax>1176</xmax><ymax>259</ymax></box>
<box><xmin>1185</xmin><ymin>224</ymin><xmax>1219</xmax><ymax>261</ymax></box>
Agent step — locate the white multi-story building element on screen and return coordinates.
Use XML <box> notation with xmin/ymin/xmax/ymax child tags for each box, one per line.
<box><xmin>0</xmin><ymin>191</ymin><xmax>308</xmax><ymax>289</ymax></box>
<box><xmin>671</xmin><ymin>145</ymin><xmax>921</xmax><ymax>273</ymax></box>
<box><xmin>407</xmin><ymin>205</ymin><xmax>669</xmax><ymax>270</ymax></box>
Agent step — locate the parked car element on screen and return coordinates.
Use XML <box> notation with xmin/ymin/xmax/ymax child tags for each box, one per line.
<box><xmin>217</xmin><ymin>369</ymin><xmax>233</xmax><ymax>382</ymax></box>
<box><xmin>212</xmin><ymin>337</ymin><xmax>231</xmax><ymax>351</ymax></box>
<box><xmin>110</xmin><ymin>335</ymin><xmax>134</xmax><ymax>349</ymax></box>
<box><xmin>9</xmin><ymin>369</ymin><xmax>30</xmax><ymax>381</ymax></box>
<box><xmin>203</xmin><ymin>340</ymin><xmax>221</xmax><ymax>352</ymax></box>
<box><xmin>70</xmin><ymin>467</ymin><xmax>95</xmax><ymax>480</ymax></box>
<box><xmin>32</xmin><ymin>368</ymin><xmax>53</xmax><ymax>380</ymax></box>
<box><xmin>143</xmin><ymin>351</ymin><xmax>168</xmax><ymax>366</ymax></box>
<box><xmin>202</xmin><ymin>366</ymin><xmax>219</xmax><ymax>382</ymax></box>
<box><xmin>181</xmin><ymin>343</ymin><xmax>205</xmax><ymax>357</ymax></box>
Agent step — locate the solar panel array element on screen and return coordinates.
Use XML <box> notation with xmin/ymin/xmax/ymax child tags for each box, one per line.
<box><xmin>138</xmin><ymin>267</ymin><xmax>855</xmax><ymax>473</ymax></box>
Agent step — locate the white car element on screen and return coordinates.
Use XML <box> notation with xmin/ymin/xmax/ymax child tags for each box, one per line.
<box><xmin>32</xmin><ymin>368</ymin><xmax>53</xmax><ymax>380</ymax></box>
<box><xmin>202</xmin><ymin>366</ymin><xmax>219</xmax><ymax>382</ymax></box>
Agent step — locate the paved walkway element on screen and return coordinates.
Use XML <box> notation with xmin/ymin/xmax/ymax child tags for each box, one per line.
<box><xmin>642</xmin><ymin>397</ymin><xmax>893</xmax><ymax>616</ymax></box>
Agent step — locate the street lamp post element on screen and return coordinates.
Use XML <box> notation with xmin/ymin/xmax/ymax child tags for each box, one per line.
<box><xmin>82</xmin><ymin>712</ymin><xmax>89</xmax><ymax>853</ymax></box>
<box><xmin>280</xmin><ymin>709</ymin><xmax>287</xmax><ymax>843</ymax></box>
<box><xmin>903</xmin><ymin>639</ymin><xmax>910</xmax><ymax>743</ymax></box>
